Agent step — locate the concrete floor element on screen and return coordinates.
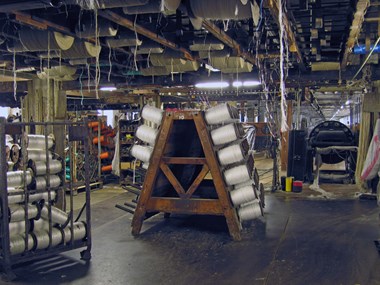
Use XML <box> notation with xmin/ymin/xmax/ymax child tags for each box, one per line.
<box><xmin>4</xmin><ymin>185</ymin><xmax>380</xmax><ymax>285</ymax></box>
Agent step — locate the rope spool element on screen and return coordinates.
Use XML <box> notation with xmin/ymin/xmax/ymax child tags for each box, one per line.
<box><xmin>31</xmin><ymin>218</ymin><xmax>49</xmax><ymax>232</ymax></box>
<box><xmin>61</xmin><ymin>39</ymin><xmax>101</xmax><ymax>59</ymax></box>
<box><xmin>131</xmin><ymin>45</ymin><xmax>164</xmax><ymax>55</ymax></box>
<box><xmin>190</xmin><ymin>38</ymin><xmax>225</xmax><ymax>51</ymax></box>
<box><xmin>9</xmin><ymin>220</ymin><xmax>30</xmax><ymax>237</ymax></box>
<box><xmin>5</xmin><ymin>145</ymin><xmax>10</xmax><ymax>161</ymax></box>
<box><xmin>10</xmin><ymin>234</ymin><xmax>35</xmax><ymax>255</ymax></box>
<box><xmin>234</xmin><ymin>179</ymin><xmax>255</xmax><ymax>189</ymax></box>
<box><xmin>80</xmin><ymin>0</ymin><xmax>149</xmax><ymax>9</ymax></box>
<box><xmin>101</xmin><ymin>165</ymin><xmax>112</xmax><ymax>172</ymax></box>
<box><xmin>19</xmin><ymin>28</ymin><xmax>74</xmax><ymax>51</ymax></box>
<box><xmin>123</xmin><ymin>0</ymin><xmax>163</xmax><ymax>14</ymax></box>
<box><xmin>9</xmin><ymin>144</ymin><xmax>20</xmax><ymax>163</ymax></box>
<box><xmin>205</xmin><ymin>103</ymin><xmax>237</xmax><ymax>125</ymax></box>
<box><xmin>9</xmin><ymin>204</ymin><xmax>40</xmax><ymax>222</ymax></box>
<box><xmin>141</xmin><ymin>66</ymin><xmax>170</xmax><ymax>76</ymax></box>
<box><xmin>7</xmin><ymin>170</ymin><xmax>33</xmax><ymax>188</ymax></box>
<box><xmin>238</xmin><ymin>200</ymin><xmax>262</xmax><ymax>221</ymax></box>
<box><xmin>217</xmin><ymin>140</ymin><xmax>249</xmax><ymax>166</ymax></box>
<box><xmin>230</xmin><ymin>185</ymin><xmax>257</xmax><ymax>206</ymax></box>
<box><xmin>150</xmin><ymin>53</ymin><xmax>186</xmax><ymax>67</ymax></box>
<box><xmin>136</xmin><ymin>125</ymin><xmax>159</xmax><ymax>145</ymax></box>
<box><xmin>29</xmin><ymin>191</ymin><xmax>57</xmax><ymax>203</ymax></box>
<box><xmin>100</xmin><ymin>151</ymin><xmax>112</xmax><ymax>160</ymax></box>
<box><xmin>170</xmin><ymin>61</ymin><xmax>200</xmax><ymax>72</ymax></box>
<box><xmin>105</xmin><ymin>32</ymin><xmax>142</xmax><ymax>48</ymax></box>
<box><xmin>63</xmin><ymin>221</ymin><xmax>87</xmax><ymax>242</ymax></box>
<box><xmin>34</xmin><ymin>175</ymin><xmax>61</xmax><ymax>190</ymax></box>
<box><xmin>34</xmin><ymin>228</ymin><xmax>63</xmax><ymax>249</ymax></box>
<box><xmin>189</xmin><ymin>0</ymin><xmax>251</xmax><ymax>20</ymax></box>
<box><xmin>76</xmin><ymin>19</ymin><xmax>118</xmax><ymax>38</ymax></box>
<box><xmin>26</xmin><ymin>134</ymin><xmax>55</xmax><ymax>150</ymax></box>
<box><xmin>8</xmin><ymin>188</ymin><xmax>25</xmax><ymax>204</ymax></box>
<box><xmin>141</xmin><ymin>105</ymin><xmax>164</xmax><ymax>125</ymax></box>
<box><xmin>29</xmin><ymin>159</ymin><xmax>63</xmax><ymax>176</ymax></box>
<box><xmin>27</xmin><ymin>149</ymin><xmax>53</xmax><ymax>162</ymax></box>
<box><xmin>211</xmin><ymin>123</ymin><xmax>244</xmax><ymax>146</ymax></box>
<box><xmin>41</xmin><ymin>203</ymin><xmax>70</xmax><ymax>227</ymax></box>
<box><xmin>131</xmin><ymin>145</ymin><xmax>153</xmax><ymax>162</ymax></box>
<box><xmin>223</xmin><ymin>164</ymin><xmax>251</xmax><ymax>186</ymax></box>
<box><xmin>198</xmin><ymin>49</ymin><xmax>231</xmax><ymax>59</ymax></box>
<box><xmin>221</xmin><ymin>62</ymin><xmax>253</xmax><ymax>74</ymax></box>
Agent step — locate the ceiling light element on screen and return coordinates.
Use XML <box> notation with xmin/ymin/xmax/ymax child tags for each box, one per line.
<box><xmin>100</xmin><ymin>86</ymin><xmax>117</xmax><ymax>92</ymax></box>
<box><xmin>345</xmin><ymin>100</ymin><xmax>350</xmax><ymax>105</ymax></box>
<box><xmin>232</xmin><ymin>81</ymin><xmax>243</xmax><ymax>87</ymax></box>
<box><xmin>195</xmin><ymin>82</ymin><xmax>229</xmax><ymax>89</ymax></box>
<box><xmin>243</xmin><ymin>80</ymin><xmax>261</xmax><ymax>87</ymax></box>
<box><xmin>340</xmin><ymin>105</ymin><xmax>344</xmax><ymax>109</ymax></box>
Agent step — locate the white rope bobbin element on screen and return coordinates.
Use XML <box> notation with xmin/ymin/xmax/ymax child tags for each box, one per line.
<box><xmin>211</xmin><ymin>123</ymin><xmax>238</xmax><ymax>146</ymax></box>
<box><xmin>131</xmin><ymin>145</ymin><xmax>153</xmax><ymax>162</ymax></box>
<box><xmin>7</xmin><ymin>170</ymin><xmax>33</xmax><ymax>188</ymax></box>
<box><xmin>63</xmin><ymin>221</ymin><xmax>87</xmax><ymax>243</ymax></box>
<box><xmin>230</xmin><ymin>185</ymin><xmax>257</xmax><ymax>206</ymax></box>
<box><xmin>41</xmin><ymin>203</ymin><xmax>70</xmax><ymax>227</ymax></box>
<box><xmin>10</xmin><ymin>234</ymin><xmax>34</xmax><ymax>255</ymax></box>
<box><xmin>205</xmin><ymin>103</ymin><xmax>236</xmax><ymax>125</ymax></box>
<box><xmin>238</xmin><ymin>200</ymin><xmax>262</xmax><ymax>221</ymax></box>
<box><xmin>136</xmin><ymin>125</ymin><xmax>159</xmax><ymax>145</ymax></box>
<box><xmin>223</xmin><ymin>164</ymin><xmax>251</xmax><ymax>186</ymax></box>
<box><xmin>217</xmin><ymin>143</ymin><xmax>245</xmax><ymax>166</ymax></box>
<box><xmin>141</xmin><ymin>105</ymin><xmax>164</xmax><ymax>126</ymax></box>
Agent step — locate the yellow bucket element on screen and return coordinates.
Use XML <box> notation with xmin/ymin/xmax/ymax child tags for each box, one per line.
<box><xmin>285</xmin><ymin>177</ymin><xmax>294</xmax><ymax>192</ymax></box>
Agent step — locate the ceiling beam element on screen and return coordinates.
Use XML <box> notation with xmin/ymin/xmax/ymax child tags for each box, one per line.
<box><xmin>98</xmin><ymin>10</ymin><xmax>195</xmax><ymax>61</ymax></box>
<box><xmin>201</xmin><ymin>20</ymin><xmax>256</xmax><ymax>65</ymax></box>
<box><xmin>341</xmin><ymin>0</ymin><xmax>370</xmax><ymax>70</ymax></box>
<box><xmin>265</xmin><ymin>0</ymin><xmax>306</xmax><ymax>71</ymax></box>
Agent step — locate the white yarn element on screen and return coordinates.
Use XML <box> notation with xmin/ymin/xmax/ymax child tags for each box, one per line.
<box><xmin>32</xmin><ymin>218</ymin><xmax>50</xmax><ymax>231</ymax></box>
<box><xmin>131</xmin><ymin>145</ymin><xmax>153</xmax><ymax>162</ymax></box>
<box><xmin>9</xmin><ymin>221</ymin><xmax>29</xmax><ymax>237</ymax></box>
<box><xmin>7</xmin><ymin>170</ymin><xmax>33</xmax><ymax>188</ymax></box>
<box><xmin>35</xmin><ymin>175</ymin><xmax>61</xmax><ymax>190</ymax></box>
<box><xmin>63</xmin><ymin>221</ymin><xmax>87</xmax><ymax>242</ymax></box>
<box><xmin>27</xmin><ymin>134</ymin><xmax>54</xmax><ymax>150</ymax></box>
<box><xmin>230</xmin><ymin>185</ymin><xmax>257</xmax><ymax>206</ymax></box>
<box><xmin>41</xmin><ymin>203</ymin><xmax>69</xmax><ymax>226</ymax></box>
<box><xmin>136</xmin><ymin>125</ymin><xmax>159</xmax><ymax>145</ymax></box>
<box><xmin>234</xmin><ymin>179</ymin><xmax>254</xmax><ymax>189</ymax></box>
<box><xmin>238</xmin><ymin>201</ymin><xmax>262</xmax><ymax>221</ymax></box>
<box><xmin>240</xmin><ymin>199</ymin><xmax>261</xmax><ymax>208</ymax></box>
<box><xmin>9</xmin><ymin>204</ymin><xmax>39</xmax><ymax>222</ymax></box>
<box><xmin>211</xmin><ymin>123</ymin><xmax>238</xmax><ymax>146</ymax></box>
<box><xmin>217</xmin><ymin>143</ymin><xmax>244</xmax><ymax>165</ymax></box>
<box><xmin>223</xmin><ymin>164</ymin><xmax>251</xmax><ymax>186</ymax></box>
<box><xmin>27</xmin><ymin>149</ymin><xmax>53</xmax><ymax>162</ymax></box>
<box><xmin>205</xmin><ymin>103</ymin><xmax>233</xmax><ymax>125</ymax></box>
<box><xmin>33</xmin><ymin>159</ymin><xmax>62</xmax><ymax>176</ymax></box>
<box><xmin>10</xmin><ymin>234</ymin><xmax>34</xmax><ymax>255</ymax></box>
<box><xmin>141</xmin><ymin>105</ymin><xmax>164</xmax><ymax>126</ymax></box>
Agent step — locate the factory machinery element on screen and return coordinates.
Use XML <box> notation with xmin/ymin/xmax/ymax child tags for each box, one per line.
<box><xmin>119</xmin><ymin>103</ymin><xmax>265</xmax><ymax>240</ymax></box>
<box><xmin>0</xmin><ymin>118</ymin><xmax>91</xmax><ymax>280</ymax></box>
<box><xmin>287</xmin><ymin>120</ymin><xmax>357</xmax><ymax>184</ymax></box>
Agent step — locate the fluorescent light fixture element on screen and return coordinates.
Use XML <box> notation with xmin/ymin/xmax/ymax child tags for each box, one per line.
<box><xmin>195</xmin><ymin>82</ymin><xmax>229</xmax><ymax>88</ymax></box>
<box><xmin>243</xmin><ymin>80</ymin><xmax>261</xmax><ymax>87</ymax></box>
<box><xmin>232</xmin><ymin>81</ymin><xmax>243</xmax><ymax>87</ymax></box>
<box><xmin>100</xmin><ymin>86</ymin><xmax>117</xmax><ymax>92</ymax></box>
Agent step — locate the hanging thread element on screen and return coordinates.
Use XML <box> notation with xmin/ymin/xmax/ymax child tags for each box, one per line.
<box><xmin>223</xmin><ymin>164</ymin><xmax>251</xmax><ymax>186</ymax></box>
<box><xmin>230</xmin><ymin>186</ymin><xmax>257</xmax><ymax>206</ymax></box>
<box><xmin>211</xmin><ymin>123</ymin><xmax>240</xmax><ymax>146</ymax></box>
<box><xmin>136</xmin><ymin>125</ymin><xmax>159</xmax><ymax>145</ymax></box>
<box><xmin>7</xmin><ymin>170</ymin><xmax>33</xmax><ymax>188</ymax></box>
<box><xmin>131</xmin><ymin>145</ymin><xmax>153</xmax><ymax>162</ymax></box>
<box><xmin>238</xmin><ymin>200</ymin><xmax>262</xmax><ymax>221</ymax></box>
<box><xmin>141</xmin><ymin>105</ymin><xmax>164</xmax><ymax>126</ymax></box>
<box><xmin>41</xmin><ymin>203</ymin><xmax>70</xmax><ymax>227</ymax></box>
<box><xmin>217</xmin><ymin>142</ymin><xmax>246</xmax><ymax>166</ymax></box>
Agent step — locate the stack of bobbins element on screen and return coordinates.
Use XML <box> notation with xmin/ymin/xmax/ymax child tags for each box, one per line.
<box><xmin>130</xmin><ymin>104</ymin><xmax>164</xmax><ymax>168</ymax></box>
<box><xmin>4</xmin><ymin>132</ymin><xmax>88</xmax><ymax>255</ymax></box>
<box><xmin>205</xmin><ymin>103</ymin><xmax>264</xmax><ymax>224</ymax></box>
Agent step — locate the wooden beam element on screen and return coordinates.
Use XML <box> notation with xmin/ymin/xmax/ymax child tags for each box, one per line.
<box><xmin>265</xmin><ymin>0</ymin><xmax>305</xmax><ymax>71</ymax></box>
<box><xmin>341</xmin><ymin>0</ymin><xmax>370</xmax><ymax>70</ymax></box>
<box><xmin>201</xmin><ymin>20</ymin><xmax>256</xmax><ymax>65</ymax></box>
<box><xmin>98</xmin><ymin>10</ymin><xmax>195</xmax><ymax>61</ymax></box>
<box><xmin>146</xmin><ymin>198</ymin><xmax>224</xmax><ymax>215</ymax></box>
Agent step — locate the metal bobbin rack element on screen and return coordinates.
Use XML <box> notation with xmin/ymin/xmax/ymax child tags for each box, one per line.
<box><xmin>0</xmin><ymin>118</ymin><xmax>92</xmax><ymax>280</ymax></box>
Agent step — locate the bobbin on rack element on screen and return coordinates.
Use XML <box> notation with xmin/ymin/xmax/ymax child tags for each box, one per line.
<box><xmin>0</xmin><ymin>118</ymin><xmax>92</xmax><ymax>280</ymax></box>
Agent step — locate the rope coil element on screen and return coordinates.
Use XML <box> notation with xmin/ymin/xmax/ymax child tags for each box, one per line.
<box><xmin>9</xmin><ymin>204</ymin><xmax>40</xmax><ymax>222</ymax></box>
<box><xmin>238</xmin><ymin>200</ymin><xmax>262</xmax><ymax>221</ymax></box>
<box><xmin>223</xmin><ymin>164</ymin><xmax>251</xmax><ymax>186</ymax></box>
<box><xmin>217</xmin><ymin>140</ymin><xmax>248</xmax><ymax>166</ymax></box>
<box><xmin>230</xmin><ymin>185</ymin><xmax>257</xmax><ymax>206</ymax></box>
<box><xmin>205</xmin><ymin>103</ymin><xmax>237</xmax><ymax>125</ymax></box>
<box><xmin>131</xmin><ymin>145</ymin><xmax>153</xmax><ymax>162</ymax></box>
<box><xmin>10</xmin><ymin>234</ymin><xmax>35</xmax><ymax>255</ymax></box>
<box><xmin>136</xmin><ymin>125</ymin><xmax>159</xmax><ymax>145</ymax></box>
<box><xmin>7</xmin><ymin>170</ymin><xmax>32</xmax><ymax>188</ymax></box>
<box><xmin>41</xmin><ymin>203</ymin><xmax>70</xmax><ymax>227</ymax></box>
<box><xmin>211</xmin><ymin>123</ymin><xmax>243</xmax><ymax>146</ymax></box>
<box><xmin>26</xmin><ymin>134</ymin><xmax>55</xmax><ymax>150</ymax></box>
<box><xmin>29</xmin><ymin>159</ymin><xmax>63</xmax><ymax>176</ymax></box>
<box><xmin>141</xmin><ymin>105</ymin><xmax>164</xmax><ymax>126</ymax></box>
<box><xmin>63</xmin><ymin>221</ymin><xmax>87</xmax><ymax>242</ymax></box>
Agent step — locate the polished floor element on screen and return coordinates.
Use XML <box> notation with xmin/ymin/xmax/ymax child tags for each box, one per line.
<box><xmin>4</xmin><ymin>185</ymin><xmax>380</xmax><ymax>285</ymax></box>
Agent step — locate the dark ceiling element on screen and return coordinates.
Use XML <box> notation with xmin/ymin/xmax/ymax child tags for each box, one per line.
<box><xmin>0</xmin><ymin>0</ymin><xmax>379</xmax><ymax>116</ymax></box>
